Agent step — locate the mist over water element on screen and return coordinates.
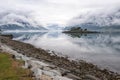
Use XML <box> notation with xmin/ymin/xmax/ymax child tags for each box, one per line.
<box><xmin>3</xmin><ymin>31</ymin><xmax>120</xmax><ymax>73</ymax></box>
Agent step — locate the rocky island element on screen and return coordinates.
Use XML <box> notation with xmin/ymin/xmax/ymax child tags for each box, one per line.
<box><xmin>63</xmin><ymin>27</ymin><xmax>99</xmax><ymax>33</ymax></box>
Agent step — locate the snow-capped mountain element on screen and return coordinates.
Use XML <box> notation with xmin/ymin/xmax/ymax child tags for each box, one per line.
<box><xmin>0</xmin><ymin>11</ymin><xmax>47</xmax><ymax>31</ymax></box>
<box><xmin>67</xmin><ymin>8</ymin><xmax>120</xmax><ymax>31</ymax></box>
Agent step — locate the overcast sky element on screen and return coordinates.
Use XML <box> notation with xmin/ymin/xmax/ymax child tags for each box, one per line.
<box><xmin>0</xmin><ymin>0</ymin><xmax>120</xmax><ymax>26</ymax></box>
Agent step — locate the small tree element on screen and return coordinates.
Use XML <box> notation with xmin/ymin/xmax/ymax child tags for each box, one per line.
<box><xmin>0</xmin><ymin>29</ymin><xmax>1</xmax><ymax>33</ymax></box>
<box><xmin>76</xmin><ymin>27</ymin><xmax>81</xmax><ymax>30</ymax></box>
<box><xmin>70</xmin><ymin>27</ymin><xmax>81</xmax><ymax>31</ymax></box>
<box><xmin>84</xmin><ymin>29</ymin><xmax>87</xmax><ymax>31</ymax></box>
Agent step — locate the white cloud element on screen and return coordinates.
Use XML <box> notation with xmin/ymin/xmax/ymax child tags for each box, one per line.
<box><xmin>0</xmin><ymin>0</ymin><xmax>120</xmax><ymax>27</ymax></box>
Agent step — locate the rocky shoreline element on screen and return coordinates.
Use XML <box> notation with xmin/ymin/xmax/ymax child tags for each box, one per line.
<box><xmin>0</xmin><ymin>35</ymin><xmax>120</xmax><ymax>80</ymax></box>
<box><xmin>1</xmin><ymin>43</ymin><xmax>72</xmax><ymax>80</ymax></box>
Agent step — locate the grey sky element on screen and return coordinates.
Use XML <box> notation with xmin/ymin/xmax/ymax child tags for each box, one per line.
<box><xmin>0</xmin><ymin>0</ymin><xmax>120</xmax><ymax>26</ymax></box>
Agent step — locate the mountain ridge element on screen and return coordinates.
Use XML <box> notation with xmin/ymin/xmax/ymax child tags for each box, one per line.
<box><xmin>66</xmin><ymin>8</ymin><xmax>120</xmax><ymax>31</ymax></box>
<box><xmin>0</xmin><ymin>11</ymin><xmax>47</xmax><ymax>31</ymax></box>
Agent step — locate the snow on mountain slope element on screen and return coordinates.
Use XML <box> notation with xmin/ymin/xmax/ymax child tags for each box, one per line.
<box><xmin>0</xmin><ymin>11</ymin><xmax>47</xmax><ymax>30</ymax></box>
<box><xmin>67</xmin><ymin>8</ymin><xmax>120</xmax><ymax>30</ymax></box>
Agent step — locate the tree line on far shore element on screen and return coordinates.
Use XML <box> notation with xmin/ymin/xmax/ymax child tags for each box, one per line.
<box><xmin>70</xmin><ymin>27</ymin><xmax>87</xmax><ymax>32</ymax></box>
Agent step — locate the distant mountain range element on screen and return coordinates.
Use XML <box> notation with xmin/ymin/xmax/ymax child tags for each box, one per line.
<box><xmin>66</xmin><ymin>8</ymin><xmax>120</xmax><ymax>32</ymax></box>
<box><xmin>0</xmin><ymin>24</ymin><xmax>47</xmax><ymax>31</ymax></box>
<box><xmin>0</xmin><ymin>11</ymin><xmax>47</xmax><ymax>31</ymax></box>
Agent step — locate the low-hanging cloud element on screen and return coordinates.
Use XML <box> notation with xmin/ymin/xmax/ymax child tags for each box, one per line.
<box><xmin>0</xmin><ymin>0</ymin><xmax>120</xmax><ymax>27</ymax></box>
<box><xmin>67</xmin><ymin>6</ymin><xmax>120</xmax><ymax>27</ymax></box>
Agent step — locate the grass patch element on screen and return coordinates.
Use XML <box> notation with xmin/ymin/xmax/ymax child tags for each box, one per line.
<box><xmin>0</xmin><ymin>53</ymin><xmax>33</xmax><ymax>80</ymax></box>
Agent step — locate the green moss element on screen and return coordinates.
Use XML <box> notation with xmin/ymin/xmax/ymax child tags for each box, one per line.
<box><xmin>0</xmin><ymin>53</ymin><xmax>33</xmax><ymax>80</ymax></box>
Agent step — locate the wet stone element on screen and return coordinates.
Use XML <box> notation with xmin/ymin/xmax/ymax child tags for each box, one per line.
<box><xmin>116</xmin><ymin>75</ymin><xmax>120</xmax><ymax>79</ymax></box>
<box><xmin>84</xmin><ymin>75</ymin><xmax>101</xmax><ymax>80</ymax></box>
<box><xmin>66</xmin><ymin>73</ymin><xmax>82</xmax><ymax>80</ymax></box>
<box><xmin>40</xmin><ymin>74</ymin><xmax>53</xmax><ymax>80</ymax></box>
<box><xmin>28</xmin><ymin>64</ymin><xmax>32</xmax><ymax>69</ymax></box>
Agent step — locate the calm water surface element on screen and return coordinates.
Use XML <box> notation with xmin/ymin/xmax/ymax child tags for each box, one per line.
<box><xmin>3</xmin><ymin>31</ymin><xmax>120</xmax><ymax>73</ymax></box>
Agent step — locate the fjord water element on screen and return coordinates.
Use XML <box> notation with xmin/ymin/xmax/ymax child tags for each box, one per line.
<box><xmin>4</xmin><ymin>31</ymin><xmax>120</xmax><ymax>73</ymax></box>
